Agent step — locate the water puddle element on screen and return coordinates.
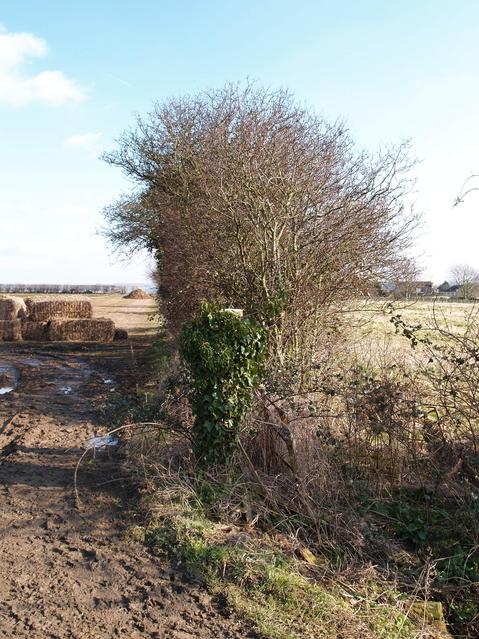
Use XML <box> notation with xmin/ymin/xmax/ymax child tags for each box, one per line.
<box><xmin>0</xmin><ymin>363</ymin><xmax>19</xmax><ymax>396</ymax></box>
<box><xmin>59</xmin><ymin>386</ymin><xmax>73</xmax><ymax>395</ymax></box>
<box><xmin>87</xmin><ymin>435</ymin><xmax>119</xmax><ymax>450</ymax></box>
<box><xmin>100</xmin><ymin>375</ymin><xmax>116</xmax><ymax>392</ymax></box>
<box><xmin>21</xmin><ymin>358</ymin><xmax>43</xmax><ymax>367</ymax></box>
<box><xmin>0</xmin><ymin>354</ymin><xmax>93</xmax><ymax>400</ymax></box>
<box><xmin>0</xmin><ymin>387</ymin><xmax>14</xmax><ymax>395</ymax></box>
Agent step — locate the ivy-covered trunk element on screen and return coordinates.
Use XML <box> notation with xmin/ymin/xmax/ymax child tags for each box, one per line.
<box><xmin>180</xmin><ymin>303</ymin><xmax>267</xmax><ymax>466</ymax></box>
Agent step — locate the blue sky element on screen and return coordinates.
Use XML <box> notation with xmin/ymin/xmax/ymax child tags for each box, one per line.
<box><xmin>1</xmin><ymin>1</ymin><xmax>478</xmax><ymax>284</ymax></box>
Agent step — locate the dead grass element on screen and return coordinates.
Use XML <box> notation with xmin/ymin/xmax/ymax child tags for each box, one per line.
<box><xmin>350</xmin><ymin>300</ymin><xmax>477</xmax><ymax>343</ymax></box>
<box><xmin>123</xmin><ymin>429</ymin><xmax>446</xmax><ymax>639</ymax></box>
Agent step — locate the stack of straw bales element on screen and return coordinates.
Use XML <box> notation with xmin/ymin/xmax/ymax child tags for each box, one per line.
<box><xmin>0</xmin><ymin>295</ymin><xmax>117</xmax><ymax>343</ymax></box>
<box><xmin>0</xmin><ymin>296</ymin><xmax>26</xmax><ymax>341</ymax></box>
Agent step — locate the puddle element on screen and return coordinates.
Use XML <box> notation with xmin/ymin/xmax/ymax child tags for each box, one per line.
<box><xmin>59</xmin><ymin>386</ymin><xmax>73</xmax><ymax>395</ymax></box>
<box><xmin>87</xmin><ymin>435</ymin><xmax>119</xmax><ymax>450</ymax></box>
<box><xmin>1</xmin><ymin>354</ymin><xmax>93</xmax><ymax>398</ymax></box>
<box><xmin>0</xmin><ymin>363</ymin><xmax>19</xmax><ymax>395</ymax></box>
<box><xmin>0</xmin><ymin>387</ymin><xmax>14</xmax><ymax>395</ymax></box>
<box><xmin>21</xmin><ymin>358</ymin><xmax>43</xmax><ymax>367</ymax></box>
<box><xmin>100</xmin><ymin>375</ymin><xmax>116</xmax><ymax>392</ymax></box>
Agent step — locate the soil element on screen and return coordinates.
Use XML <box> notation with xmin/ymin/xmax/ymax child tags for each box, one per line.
<box><xmin>0</xmin><ymin>341</ymin><xmax>256</xmax><ymax>639</ymax></box>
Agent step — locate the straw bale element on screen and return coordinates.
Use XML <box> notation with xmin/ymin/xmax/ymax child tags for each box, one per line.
<box><xmin>0</xmin><ymin>319</ymin><xmax>22</xmax><ymax>341</ymax></box>
<box><xmin>0</xmin><ymin>296</ymin><xmax>27</xmax><ymax>320</ymax></box>
<box><xmin>26</xmin><ymin>297</ymin><xmax>92</xmax><ymax>321</ymax></box>
<box><xmin>21</xmin><ymin>320</ymin><xmax>49</xmax><ymax>341</ymax></box>
<box><xmin>47</xmin><ymin>318</ymin><xmax>115</xmax><ymax>342</ymax></box>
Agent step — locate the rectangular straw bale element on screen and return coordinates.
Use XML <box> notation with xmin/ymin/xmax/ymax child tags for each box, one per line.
<box><xmin>47</xmin><ymin>318</ymin><xmax>115</xmax><ymax>343</ymax></box>
<box><xmin>27</xmin><ymin>297</ymin><xmax>92</xmax><ymax>321</ymax></box>
<box><xmin>0</xmin><ymin>319</ymin><xmax>23</xmax><ymax>341</ymax></box>
<box><xmin>0</xmin><ymin>295</ymin><xmax>27</xmax><ymax>320</ymax></box>
<box><xmin>21</xmin><ymin>320</ymin><xmax>48</xmax><ymax>341</ymax></box>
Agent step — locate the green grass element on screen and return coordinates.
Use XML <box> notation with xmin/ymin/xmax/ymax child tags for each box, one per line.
<box><xmin>135</xmin><ymin>484</ymin><xmax>445</xmax><ymax>639</ymax></box>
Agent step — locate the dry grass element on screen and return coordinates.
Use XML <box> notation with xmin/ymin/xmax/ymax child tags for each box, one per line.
<box><xmin>83</xmin><ymin>294</ymin><xmax>159</xmax><ymax>336</ymax></box>
<box><xmin>350</xmin><ymin>299</ymin><xmax>477</xmax><ymax>342</ymax></box>
<box><xmin>121</xmin><ymin>428</ymin><xmax>445</xmax><ymax>639</ymax></box>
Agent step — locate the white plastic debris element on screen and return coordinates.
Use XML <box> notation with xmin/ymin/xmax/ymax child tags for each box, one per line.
<box><xmin>87</xmin><ymin>435</ymin><xmax>119</xmax><ymax>450</ymax></box>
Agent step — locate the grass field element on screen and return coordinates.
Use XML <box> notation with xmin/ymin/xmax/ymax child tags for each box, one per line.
<box><xmin>89</xmin><ymin>293</ymin><xmax>159</xmax><ymax>336</ymax></box>
<box><xmin>350</xmin><ymin>298</ymin><xmax>478</xmax><ymax>340</ymax></box>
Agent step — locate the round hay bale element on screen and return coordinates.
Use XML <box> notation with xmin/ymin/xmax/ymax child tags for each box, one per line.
<box><xmin>124</xmin><ymin>288</ymin><xmax>151</xmax><ymax>300</ymax></box>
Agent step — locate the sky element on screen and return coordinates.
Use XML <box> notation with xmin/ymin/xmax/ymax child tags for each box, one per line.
<box><xmin>0</xmin><ymin>1</ymin><xmax>478</xmax><ymax>285</ymax></box>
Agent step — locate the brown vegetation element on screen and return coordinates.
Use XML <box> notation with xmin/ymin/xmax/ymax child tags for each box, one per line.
<box><xmin>101</xmin><ymin>84</ymin><xmax>479</xmax><ymax>636</ymax></box>
<box><xmin>103</xmin><ymin>83</ymin><xmax>416</xmax><ymax>366</ymax></box>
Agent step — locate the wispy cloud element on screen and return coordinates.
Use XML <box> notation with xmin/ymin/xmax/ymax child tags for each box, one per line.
<box><xmin>0</xmin><ymin>24</ymin><xmax>85</xmax><ymax>106</ymax></box>
<box><xmin>64</xmin><ymin>132</ymin><xmax>102</xmax><ymax>149</ymax></box>
<box><xmin>104</xmin><ymin>72</ymin><xmax>132</xmax><ymax>88</ymax></box>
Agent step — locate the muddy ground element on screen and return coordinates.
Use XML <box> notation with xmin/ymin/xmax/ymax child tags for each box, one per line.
<box><xmin>0</xmin><ymin>341</ymin><xmax>256</xmax><ymax>639</ymax></box>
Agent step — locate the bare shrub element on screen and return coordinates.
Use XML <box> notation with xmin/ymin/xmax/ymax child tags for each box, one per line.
<box><xmin>103</xmin><ymin>83</ymin><xmax>416</xmax><ymax>367</ymax></box>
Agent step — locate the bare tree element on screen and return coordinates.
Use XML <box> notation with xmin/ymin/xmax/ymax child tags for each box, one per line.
<box><xmin>103</xmin><ymin>83</ymin><xmax>417</xmax><ymax>366</ymax></box>
<box><xmin>451</xmin><ymin>264</ymin><xmax>479</xmax><ymax>300</ymax></box>
<box><xmin>454</xmin><ymin>173</ymin><xmax>479</xmax><ymax>206</ymax></box>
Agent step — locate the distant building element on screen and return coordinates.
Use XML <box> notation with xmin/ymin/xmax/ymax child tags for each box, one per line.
<box><xmin>434</xmin><ymin>281</ymin><xmax>479</xmax><ymax>300</ymax></box>
<box><xmin>394</xmin><ymin>281</ymin><xmax>434</xmax><ymax>298</ymax></box>
<box><xmin>437</xmin><ymin>281</ymin><xmax>451</xmax><ymax>294</ymax></box>
<box><xmin>374</xmin><ymin>282</ymin><xmax>396</xmax><ymax>296</ymax></box>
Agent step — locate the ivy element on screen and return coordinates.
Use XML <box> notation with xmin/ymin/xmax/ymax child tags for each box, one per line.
<box><xmin>180</xmin><ymin>302</ymin><xmax>267</xmax><ymax>466</ymax></box>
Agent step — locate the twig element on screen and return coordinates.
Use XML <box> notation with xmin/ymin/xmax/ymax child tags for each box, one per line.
<box><xmin>73</xmin><ymin>421</ymin><xmax>171</xmax><ymax>508</ymax></box>
<box><xmin>0</xmin><ymin>413</ymin><xmax>18</xmax><ymax>436</ymax></box>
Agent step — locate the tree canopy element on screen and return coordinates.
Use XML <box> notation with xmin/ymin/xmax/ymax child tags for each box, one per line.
<box><xmin>103</xmin><ymin>83</ymin><xmax>416</xmax><ymax>363</ymax></box>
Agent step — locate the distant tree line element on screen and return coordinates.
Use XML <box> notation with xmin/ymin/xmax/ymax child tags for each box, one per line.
<box><xmin>0</xmin><ymin>284</ymin><xmax>129</xmax><ymax>294</ymax></box>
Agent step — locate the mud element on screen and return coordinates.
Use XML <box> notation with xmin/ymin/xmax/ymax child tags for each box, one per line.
<box><xmin>0</xmin><ymin>343</ymin><xmax>256</xmax><ymax>639</ymax></box>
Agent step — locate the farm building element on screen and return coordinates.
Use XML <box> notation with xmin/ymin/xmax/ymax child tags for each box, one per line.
<box><xmin>393</xmin><ymin>281</ymin><xmax>434</xmax><ymax>298</ymax></box>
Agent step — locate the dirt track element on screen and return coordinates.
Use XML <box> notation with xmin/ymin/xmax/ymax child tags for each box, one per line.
<box><xmin>0</xmin><ymin>343</ymin><xmax>254</xmax><ymax>639</ymax></box>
